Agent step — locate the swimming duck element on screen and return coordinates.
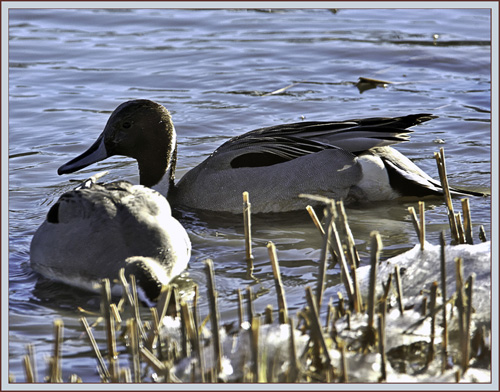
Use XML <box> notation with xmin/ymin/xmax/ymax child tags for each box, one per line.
<box><xmin>30</xmin><ymin>174</ymin><xmax>191</xmax><ymax>302</ymax></box>
<box><xmin>58</xmin><ymin>99</ymin><xmax>483</xmax><ymax>214</ymax></box>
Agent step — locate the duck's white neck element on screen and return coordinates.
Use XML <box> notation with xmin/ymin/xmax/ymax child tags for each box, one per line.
<box><xmin>151</xmin><ymin>129</ymin><xmax>177</xmax><ymax>197</ymax></box>
<box><xmin>152</xmin><ymin>172</ymin><xmax>173</xmax><ymax>196</ymax></box>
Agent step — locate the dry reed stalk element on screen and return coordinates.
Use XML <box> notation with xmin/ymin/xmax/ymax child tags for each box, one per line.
<box><xmin>479</xmin><ymin>225</ymin><xmax>487</xmax><ymax>242</ymax></box>
<box><xmin>461</xmin><ymin>198</ymin><xmax>474</xmax><ymax>244</ymax></box>
<box><xmin>287</xmin><ymin>317</ymin><xmax>299</xmax><ymax>382</ymax></box>
<box><xmin>346</xmin><ymin>246</ymin><xmax>363</xmax><ymax>313</ymax></box>
<box><xmin>198</xmin><ymin>340</ymin><xmax>206</xmax><ymax>383</ymax></box>
<box><xmin>382</xmin><ymin>273</ymin><xmax>393</xmax><ymax>305</ymax></box>
<box><xmin>147</xmin><ymin>307</ymin><xmax>159</xmax><ymax>351</ymax></box>
<box><xmin>129</xmin><ymin>274</ymin><xmax>147</xmax><ymax>340</ymax></box>
<box><xmin>156</xmin><ymin>284</ymin><xmax>172</xmax><ymax>322</ymax></box>
<box><xmin>23</xmin><ymin>344</ymin><xmax>37</xmax><ymax>383</ymax></box>
<box><xmin>264</xmin><ymin>304</ymin><xmax>274</xmax><ymax>324</ymax></box>
<box><xmin>28</xmin><ymin>344</ymin><xmax>37</xmax><ymax>382</ymax></box>
<box><xmin>337</xmin><ymin>292</ymin><xmax>345</xmax><ymax>318</ymax></box>
<box><xmin>118</xmin><ymin>268</ymin><xmax>135</xmax><ymax>308</ymax></box>
<box><xmin>204</xmin><ymin>259</ymin><xmax>222</xmax><ymax>375</ymax></box>
<box><xmin>190</xmin><ymin>290</ymin><xmax>206</xmax><ymax>383</ymax></box>
<box><xmin>434</xmin><ymin>149</ymin><xmax>460</xmax><ymax>243</ymax></box>
<box><xmin>237</xmin><ymin>288</ymin><xmax>244</xmax><ymax>327</ymax></box>
<box><xmin>110</xmin><ymin>303</ymin><xmax>122</xmax><ymax>327</ymax></box>
<box><xmin>316</xmin><ymin>210</ymin><xmax>334</xmax><ymax>308</ymax></box>
<box><xmin>378</xmin><ymin>275</ymin><xmax>390</xmax><ymax>345</ymax></box>
<box><xmin>328</xmin><ymin>215</ymin><xmax>357</xmax><ymax>312</ymax></box>
<box><xmin>337</xmin><ymin>201</ymin><xmax>361</xmax><ymax>268</ymax></box>
<box><xmin>419</xmin><ymin>201</ymin><xmax>426</xmax><ymax>250</ymax></box>
<box><xmin>305</xmin><ymin>287</ymin><xmax>334</xmax><ymax>375</ymax></box>
<box><xmin>422</xmin><ymin>297</ymin><xmax>428</xmax><ymax>316</ymax></box>
<box><xmin>119</xmin><ymin>269</ymin><xmax>147</xmax><ymax>339</ymax></box>
<box><xmin>127</xmin><ymin>318</ymin><xmax>141</xmax><ymax>382</ymax></box>
<box><xmin>455</xmin><ymin>212</ymin><xmax>466</xmax><ymax>244</ymax></box>
<box><xmin>408</xmin><ymin>206</ymin><xmax>420</xmax><ymax>239</ymax></box>
<box><xmin>246</xmin><ymin>286</ymin><xmax>255</xmax><ymax>325</ymax></box>
<box><xmin>119</xmin><ymin>368</ymin><xmax>131</xmax><ymax>383</ymax></box>
<box><xmin>69</xmin><ymin>374</ymin><xmax>82</xmax><ymax>383</ymax></box>
<box><xmin>243</xmin><ymin>191</ymin><xmax>254</xmax><ymax>272</ymax></box>
<box><xmin>180</xmin><ymin>301</ymin><xmax>197</xmax><ymax>352</ymax></box>
<box><xmin>377</xmin><ymin>312</ymin><xmax>387</xmax><ymax>382</ymax></box>
<box><xmin>23</xmin><ymin>355</ymin><xmax>35</xmax><ymax>383</ymax></box>
<box><xmin>193</xmin><ymin>284</ymin><xmax>200</xmax><ymax>334</ymax></box>
<box><xmin>394</xmin><ymin>265</ymin><xmax>405</xmax><ymax>315</ymax></box>
<box><xmin>267</xmin><ymin>241</ymin><xmax>289</xmax><ymax>323</ymax></box>
<box><xmin>464</xmin><ymin>274</ymin><xmax>475</xmax><ymax>374</ymax></box>
<box><xmin>426</xmin><ymin>281</ymin><xmax>438</xmax><ymax>365</ymax></box>
<box><xmin>325</xmin><ymin>298</ymin><xmax>332</xmax><ymax>329</ymax></box>
<box><xmin>306</xmin><ymin>204</ymin><xmax>339</xmax><ymax>266</ymax></box>
<box><xmin>250</xmin><ymin>317</ymin><xmax>260</xmax><ymax>382</ymax></box>
<box><xmin>367</xmin><ymin>231</ymin><xmax>382</xmax><ymax>329</ymax></box>
<box><xmin>140</xmin><ymin>346</ymin><xmax>168</xmax><ymax>380</ymax></box>
<box><xmin>306</xmin><ymin>205</ymin><xmax>324</xmax><ymax>234</ymax></box>
<box><xmin>439</xmin><ymin>231</ymin><xmax>449</xmax><ymax>373</ymax></box>
<box><xmin>49</xmin><ymin>319</ymin><xmax>63</xmax><ymax>383</ymax></box>
<box><xmin>346</xmin><ymin>310</ymin><xmax>351</xmax><ymax>330</ymax></box>
<box><xmin>180</xmin><ymin>302</ymin><xmax>189</xmax><ymax>358</ymax></box>
<box><xmin>455</xmin><ymin>257</ymin><xmax>467</xmax><ymax>373</ymax></box>
<box><xmin>80</xmin><ymin>316</ymin><xmax>110</xmax><ymax>381</ymax></box>
<box><xmin>339</xmin><ymin>342</ymin><xmax>348</xmax><ymax>383</ymax></box>
<box><xmin>100</xmin><ymin>279</ymin><xmax>118</xmax><ymax>382</ymax></box>
<box><xmin>153</xmin><ymin>285</ymin><xmax>172</xmax><ymax>362</ymax></box>
<box><xmin>169</xmin><ymin>285</ymin><xmax>180</xmax><ymax>316</ymax></box>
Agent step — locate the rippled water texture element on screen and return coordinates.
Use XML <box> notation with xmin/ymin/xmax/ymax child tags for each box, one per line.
<box><xmin>7</xmin><ymin>7</ymin><xmax>492</xmax><ymax>382</ymax></box>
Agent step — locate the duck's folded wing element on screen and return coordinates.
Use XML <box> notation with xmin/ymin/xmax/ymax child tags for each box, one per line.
<box><xmin>227</xmin><ymin>135</ymin><xmax>341</xmax><ymax>168</ymax></box>
<box><xmin>222</xmin><ymin>113</ymin><xmax>435</xmax><ymax>154</ymax></box>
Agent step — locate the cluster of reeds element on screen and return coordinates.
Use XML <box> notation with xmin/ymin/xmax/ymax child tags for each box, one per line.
<box><xmin>17</xmin><ymin>149</ymin><xmax>490</xmax><ymax>383</ymax></box>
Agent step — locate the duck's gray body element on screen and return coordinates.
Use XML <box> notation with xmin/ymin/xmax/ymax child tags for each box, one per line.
<box><xmin>58</xmin><ymin>100</ymin><xmax>484</xmax><ymax>214</ymax></box>
<box><xmin>30</xmin><ymin>179</ymin><xmax>191</xmax><ymax>299</ymax></box>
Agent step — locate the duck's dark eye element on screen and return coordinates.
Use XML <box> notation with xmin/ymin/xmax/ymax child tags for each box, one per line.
<box><xmin>122</xmin><ymin>121</ymin><xmax>132</xmax><ymax>129</ymax></box>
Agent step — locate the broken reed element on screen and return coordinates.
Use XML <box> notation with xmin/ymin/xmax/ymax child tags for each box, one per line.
<box><xmin>243</xmin><ymin>191</ymin><xmax>254</xmax><ymax>273</ymax></box>
<box><xmin>267</xmin><ymin>241</ymin><xmax>288</xmax><ymax>324</ymax></box>
<box><xmin>306</xmin><ymin>201</ymin><xmax>361</xmax><ymax>313</ymax></box>
<box><xmin>204</xmin><ymin>259</ymin><xmax>223</xmax><ymax>376</ymax></box>
<box><xmin>439</xmin><ymin>232</ymin><xmax>449</xmax><ymax>372</ymax></box>
<box><xmin>367</xmin><ymin>232</ymin><xmax>382</xmax><ymax>330</ymax></box>
<box><xmin>434</xmin><ymin>148</ymin><xmax>482</xmax><ymax>245</ymax></box>
<box><xmin>408</xmin><ymin>201</ymin><xmax>425</xmax><ymax>250</ymax></box>
<box><xmin>406</xmin><ymin>147</ymin><xmax>484</xmax><ymax>247</ymax></box>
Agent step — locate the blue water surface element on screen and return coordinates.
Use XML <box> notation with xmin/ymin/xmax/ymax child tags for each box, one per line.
<box><xmin>7</xmin><ymin>7</ymin><xmax>492</xmax><ymax>382</ymax></box>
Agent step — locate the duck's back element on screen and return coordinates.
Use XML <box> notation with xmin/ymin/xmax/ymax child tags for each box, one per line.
<box><xmin>30</xmin><ymin>181</ymin><xmax>190</xmax><ymax>292</ymax></box>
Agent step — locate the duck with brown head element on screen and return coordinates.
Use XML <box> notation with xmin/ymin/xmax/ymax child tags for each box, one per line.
<box><xmin>58</xmin><ymin>100</ymin><xmax>485</xmax><ymax>214</ymax></box>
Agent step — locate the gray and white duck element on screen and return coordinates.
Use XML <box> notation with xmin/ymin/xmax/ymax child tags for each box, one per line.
<box><xmin>30</xmin><ymin>173</ymin><xmax>191</xmax><ymax>303</ymax></box>
<box><xmin>58</xmin><ymin>99</ymin><xmax>484</xmax><ymax>214</ymax></box>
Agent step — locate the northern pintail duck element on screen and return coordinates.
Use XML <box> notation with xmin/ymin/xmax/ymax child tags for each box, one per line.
<box><xmin>58</xmin><ymin>100</ymin><xmax>483</xmax><ymax>214</ymax></box>
<box><xmin>30</xmin><ymin>174</ymin><xmax>191</xmax><ymax>302</ymax></box>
